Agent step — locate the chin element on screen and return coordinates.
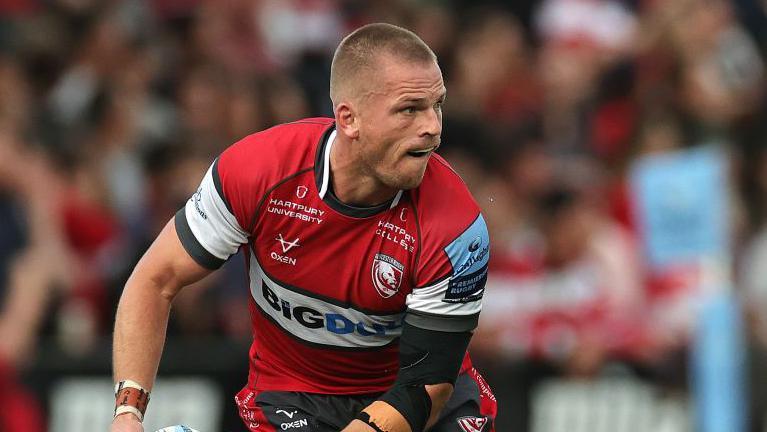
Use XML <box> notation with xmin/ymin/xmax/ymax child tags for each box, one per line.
<box><xmin>392</xmin><ymin>173</ymin><xmax>426</xmax><ymax>190</ymax></box>
<box><xmin>376</xmin><ymin>162</ymin><xmax>429</xmax><ymax>190</ymax></box>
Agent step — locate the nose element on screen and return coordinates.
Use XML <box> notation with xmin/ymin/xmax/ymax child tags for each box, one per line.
<box><xmin>420</xmin><ymin>106</ymin><xmax>442</xmax><ymax>138</ymax></box>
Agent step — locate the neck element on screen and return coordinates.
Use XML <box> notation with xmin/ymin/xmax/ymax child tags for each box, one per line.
<box><xmin>329</xmin><ymin>135</ymin><xmax>398</xmax><ymax>207</ymax></box>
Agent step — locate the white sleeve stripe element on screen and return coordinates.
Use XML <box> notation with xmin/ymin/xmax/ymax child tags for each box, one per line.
<box><xmin>184</xmin><ymin>164</ymin><xmax>249</xmax><ymax>261</ymax></box>
<box><xmin>406</xmin><ymin>277</ymin><xmax>483</xmax><ymax>317</ymax></box>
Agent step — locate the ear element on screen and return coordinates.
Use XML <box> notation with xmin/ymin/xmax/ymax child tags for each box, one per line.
<box><xmin>334</xmin><ymin>101</ymin><xmax>360</xmax><ymax>140</ymax></box>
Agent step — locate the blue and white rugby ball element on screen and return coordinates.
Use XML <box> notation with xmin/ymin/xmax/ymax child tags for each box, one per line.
<box><xmin>154</xmin><ymin>426</ymin><xmax>200</xmax><ymax>432</ymax></box>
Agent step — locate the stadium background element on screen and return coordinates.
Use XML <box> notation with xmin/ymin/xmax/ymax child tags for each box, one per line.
<box><xmin>1</xmin><ymin>0</ymin><xmax>766</xmax><ymax>430</ymax></box>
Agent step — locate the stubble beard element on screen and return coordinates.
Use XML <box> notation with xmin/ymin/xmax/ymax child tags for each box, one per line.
<box><xmin>359</xmin><ymin>147</ymin><xmax>422</xmax><ymax>192</ymax></box>
<box><xmin>374</xmin><ymin>162</ymin><xmax>425</xmax><ymax>191</ymax></box>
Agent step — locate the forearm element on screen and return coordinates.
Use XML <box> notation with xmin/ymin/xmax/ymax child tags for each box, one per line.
<box><xmin>110</xmin><ymin>219</ymin><xmax>212</xmax><ymax>430</ymax></box>
<box><xmin>341</xmin><ymin>384</ymin><xmax>452</xmax><ymax>432</ymax></box>
<box><xmin>112</xmin><ymin>273</ymin><xmax>174</xmax><ymax>391</ymax></box>
<box><xmin>340</xmin><ymin>401</ymin><xmax>410</xmax><ymax>432</ymax></box>
<box><xmin>344</xmin><ymin>319</ymin><xmax>472</xmax><ymax>432</ymax></box>
<box><xmin>423</xmin><ymin>383</ymin><xmax>451</xmax><ymax>429</ymax></box>
<box><xmin>112</xmin><ymin>218</ymin><xmax>208</xmax><ymax>391</ymax></box>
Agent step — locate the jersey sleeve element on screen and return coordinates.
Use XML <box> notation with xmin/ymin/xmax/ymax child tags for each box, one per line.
<box><xmin>406</xmin><ymin>213</ymin><xmax>490</xmax><ymax>332</ymax></box>
<box><xmin>174</xmin><ymin>158</ymin><xmax>249</xmax><ymax>269</ymax></box>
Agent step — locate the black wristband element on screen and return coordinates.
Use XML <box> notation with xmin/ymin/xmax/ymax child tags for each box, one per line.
<box><xmin>379</xmin><ymin>385</ymin><xmax>432</xmax><ymax>432</ymax></box>
<box><xmin>356</xmin><ymin>411</ymin><xmax>386</xmax><ymax>432</ymax></box>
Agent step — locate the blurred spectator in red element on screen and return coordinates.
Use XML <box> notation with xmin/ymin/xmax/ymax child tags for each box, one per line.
<box><xmin>0</xmin><ymin>129</ymin><xmax>74</xmax><ymax>432</ymax></box>
<box><xmin>1</xmin><ymin>0</ymin><xmax>767</xmax><ymax>430</ymax></box>
<box><xmin>452</xmin><ymin>9</ymin><xmax>541</xmax><ymax>125</ymax></box>
<box><xmin>473</xmin><ymin>181</ymin><xmax>649</xmax><ymax>431</ymax></box>
<box><xmin>477</xmin><ymin>184</ymin><xmax>647</xmax><ymax>365</ymax></box>
<box><xmin>536</xmin><ymin>0</ymin><xmax>638</xmax><ymax>157</ymax></box>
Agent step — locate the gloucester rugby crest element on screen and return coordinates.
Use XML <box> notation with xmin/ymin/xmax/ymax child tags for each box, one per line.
<box><xmin>371</xmin><ymin>253</ymin><xmax>404</xmax><ymax>298</ymax></box>
<box><xmin>456</xmin><ymin>416</ymin><xmax>488</xmax><ymax>432</ymax></box>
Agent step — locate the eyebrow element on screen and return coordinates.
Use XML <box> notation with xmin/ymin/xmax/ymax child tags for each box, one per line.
<box><xmin>399</xmin><ymin>97</ymin><xmax>428</xmax><ymax>104</ymax></box>
<box><xmin>398</xmin><ymin>92</ymin><xmax>447</xmax><ymax>104</ymax></box>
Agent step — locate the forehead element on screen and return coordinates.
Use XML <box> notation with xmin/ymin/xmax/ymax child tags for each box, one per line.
<box><xmin>371</xmin><ymin>55</ymin><xmax>445</xmax><ymax>98</ymax></box>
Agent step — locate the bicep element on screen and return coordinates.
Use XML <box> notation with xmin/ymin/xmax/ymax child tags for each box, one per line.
<box><xmin>409</xmin><ymin>213</ymin><xmax>490</xmax><ymax>326</ymax></box>
<box><xmin>139</xmin><ymin>158</ymin><xmax>252</xmax><ymax>299</ymax></box>
<box><xmin>130</xmin><ymin>218</ymin><xmax>213</xmax><ymax>301</ymax></box>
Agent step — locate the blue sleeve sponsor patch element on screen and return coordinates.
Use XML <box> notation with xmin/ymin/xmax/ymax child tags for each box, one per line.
<box><xmin>443</xmin><ymin>214</ymin><xmax>490</xmax><ymax>303</ymax></box>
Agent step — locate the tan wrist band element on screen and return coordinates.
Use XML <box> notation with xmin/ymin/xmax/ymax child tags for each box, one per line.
<box><xmin>114</xmin><ymin>380</ymin><xmax>150</xmax><ymax>422</ymax></box>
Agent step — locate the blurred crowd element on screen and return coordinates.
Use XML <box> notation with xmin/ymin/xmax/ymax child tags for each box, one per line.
<box><xmin>2</xmin><ymin>0</ymin><xmax>767</xmax><ymax>431</ymax></box>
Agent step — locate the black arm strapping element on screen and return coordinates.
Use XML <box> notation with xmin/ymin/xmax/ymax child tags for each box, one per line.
<box><xmin>378</xmin><ymin>321</ymin><xmax>472</xmax><ymax>432</ymax></box>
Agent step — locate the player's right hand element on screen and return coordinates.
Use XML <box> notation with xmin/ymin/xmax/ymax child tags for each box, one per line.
<box><xmin>110</xmin><ymin>413</ymin><xmax>144</xmax><ymax>432</ymax></box>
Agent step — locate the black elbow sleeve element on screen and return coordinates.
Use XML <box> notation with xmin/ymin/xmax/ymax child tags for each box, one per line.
<box><xmin>379</xmin><ymin>321</ymin><xmax>472</xmax><ymax>431</ymax></box>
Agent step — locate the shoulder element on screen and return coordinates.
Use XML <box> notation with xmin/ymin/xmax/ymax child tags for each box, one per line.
<box><xmin>214</xmin><ymin>118</ymin><xmax>333</xmax><ymax>229</ymax></box>
<box><xmin>407</xmin><ymin>154</ymin><xmax>490</xmax><ymax>311</ymax></box>
<box><xmin>218</xmin><ymin>117</ymin><xmax>334</xmax><ymax>178</ymax></box>
<box><xmin>411</xmin><ymin>153</ymin><xmax>482</xmax><ymax>243</ymax></box>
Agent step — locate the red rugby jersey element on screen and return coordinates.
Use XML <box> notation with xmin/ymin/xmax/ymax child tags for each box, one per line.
<box><xmin>175</xmin><ymin>118</ymin><xmax>490</xmax><ymax>394</ymax></box>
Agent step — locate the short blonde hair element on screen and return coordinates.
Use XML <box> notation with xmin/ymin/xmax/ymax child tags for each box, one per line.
<box><xmin>329</xmin><ymin>23</ymin><xmax>437</xmax><ymax>107</ymax></box>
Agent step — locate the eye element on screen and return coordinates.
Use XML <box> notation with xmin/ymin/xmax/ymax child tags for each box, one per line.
<box><xmin>401</xmin><ymin>106</ymin><xmax>417</xmax><ymax>114</ymax></box>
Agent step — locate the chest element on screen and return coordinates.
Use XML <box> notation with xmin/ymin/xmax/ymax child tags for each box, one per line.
<box><xmin>252</xmin><ymin>184</ymin><xmax>418</xmax><ymax>312</ymax></box>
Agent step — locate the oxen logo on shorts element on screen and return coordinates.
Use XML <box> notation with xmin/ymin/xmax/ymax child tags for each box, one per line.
<box><xmin>371</xmin><ymin>253</ymin><xmax>404</xmax><ymax>298</ymax></box>
<box><xmin>457</xmin><ymin>416</ymin><xmax>487</xmax><ymax>432</ymax></box>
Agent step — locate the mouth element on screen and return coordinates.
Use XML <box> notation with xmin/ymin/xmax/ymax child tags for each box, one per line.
<box><xmin>406</xmin><ymin>146</ymin><xmax>438</xmax><ymax>158</ymax></box>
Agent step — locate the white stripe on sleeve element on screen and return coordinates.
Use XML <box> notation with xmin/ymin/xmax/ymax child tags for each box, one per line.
<box><xmin>184</xmin><ymin>164</ymin><xmax>249</xmax><ymax>260</ymax></box>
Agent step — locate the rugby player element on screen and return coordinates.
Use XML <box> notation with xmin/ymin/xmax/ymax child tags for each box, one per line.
<box><xmin>111</xmin><ymin>23</ymin><xmax>496</xmax><ymax>432</ymax></box>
